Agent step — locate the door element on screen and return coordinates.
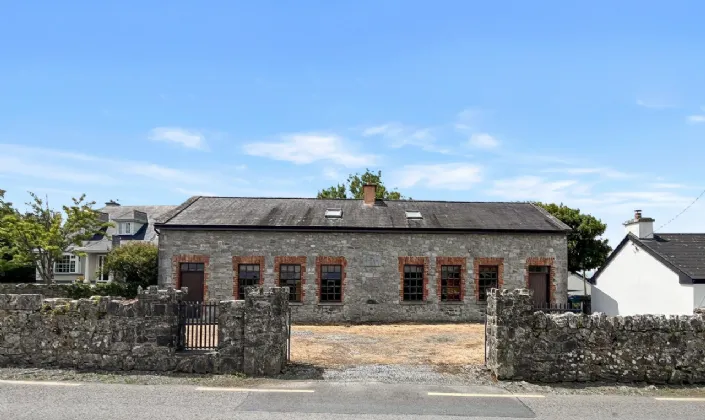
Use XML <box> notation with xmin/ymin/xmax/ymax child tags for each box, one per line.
<box><xmin>97</xmin><ymin>255</ymin><xmax>110</xmax><ymax>281</ymax></box>
<box><xmin>528</xmin><ymin>266</ymin><xmax>550</xmax><ymax>307</ymax></box>
<box><xmin>180</xmin><ymin>263</ymin><xmax>205</xmax><ymax>302</ymax></box>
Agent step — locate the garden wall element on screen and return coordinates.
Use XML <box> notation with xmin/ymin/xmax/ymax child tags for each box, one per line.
<box><xmin>486</xmin><ymin>288</ymin><xmax>705</xmax><ymax>384</ymax></box>
<box><xmin>0</xmin><ymin>283</ymin><xmax>73</xmax><ymax>298</ymax></box>
<box><xmin>0</xmin><ymin>286</ymin><xmax>288</xmax><ymax>376</ymax></box>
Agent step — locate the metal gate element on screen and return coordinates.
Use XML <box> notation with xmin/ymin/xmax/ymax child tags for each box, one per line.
<box><xmin>177</xmin><ymin>301</ymin><xmax>219</xmax><ymax>351</ymax></box>
<box><xmin>286</xmin><ymin>306</ymin><xmax>292</xmax><ymax>361</ymax></box>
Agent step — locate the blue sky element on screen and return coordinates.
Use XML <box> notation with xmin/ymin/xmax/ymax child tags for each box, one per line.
<box><xmin>1</xmin><ymin>0</ymin><xmax>704</xmax><ymax>248</ymax></box>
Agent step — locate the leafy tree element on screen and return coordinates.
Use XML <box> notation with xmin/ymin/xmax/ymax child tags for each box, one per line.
<box><xmin>536</xmin><ymin>203</ymin><xmax>612</xmax><ymax>273</ymax></box>
<box><xmin>317</xmin><ymin>169</ymin><xmax>407</xmax><ymax>200</ymax></box>
<box><xmin>0</xmin><ymin>191</ymin><xmax>110</xmax><ymax>284</ymax></box>
<box><xmin>103</xmin><ymin>242</ymin><xmax>158</xmax><ymax>294</ymax></box>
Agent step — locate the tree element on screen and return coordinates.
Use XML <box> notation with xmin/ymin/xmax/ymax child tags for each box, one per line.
<box><xmin>102</xmin><ymin>242</ymin><xmax>158</xmax><ymax>295</ymax></box>
<box><xmin>0</xmin><ymin>191</ymin><xmax>110</xmax><ymax>284</ymax></box>
<box><xmin>317</xmin><ymin>169</ymin><xmax>407</xmax><ymax>199</ymax></box>
<box><xmin>0</xmin><ymin>189</ymin><xmax>34</xmax><ymax>281</ymax></box>
<box><xmin>536</xmin><ymin>203</ymin><xmax>612</xmax><ymax>273</ymax></box>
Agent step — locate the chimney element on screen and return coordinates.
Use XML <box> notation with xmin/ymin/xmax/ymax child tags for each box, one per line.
<box><xmin>105</xmin><ymin>200</ymin><xmax>120</xmax><ymax>207</ymax></box>
<box><xmin>111</xmin><ymin>235</ymin><xmax>121</xmax><ymax>249</ymax></box>
<box><xmin>363</xmin><ymin>184</ymin><xmax>377</xmax><ymax>206</ymax></box>
<box><xmin>624</xmin><ymin>209</ymin><xmax>655</xmax><ymax>239</ymax></box>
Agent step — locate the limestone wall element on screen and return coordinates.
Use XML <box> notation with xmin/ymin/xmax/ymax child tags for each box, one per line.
<box><xmin>0</xmin><ymin>286</ymin><xmax>289</xmax><ymax>376</ymax></box>
<box><xmin>486</xmin><ymin>288</ymin><xmax>705</xmax><ymax>384</ymax></box>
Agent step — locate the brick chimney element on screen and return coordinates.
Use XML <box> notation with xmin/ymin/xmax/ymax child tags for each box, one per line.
<box><xmin>363</xmin><ymin>184</ymin><xmax>377</xmax><ymax>206</ymax></box>
<box><xmin>624</xmin><ymin>209</ymin><xmax>655</xmax><ymax>239</ymax></box>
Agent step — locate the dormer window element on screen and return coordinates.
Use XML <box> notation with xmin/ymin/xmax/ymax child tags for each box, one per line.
<box><xmin>325</xmin><ymin>208</ymin><xmax>343</xmax><ymax>219</ymax></box>
<box><xmin>405</xmin><ymin>210</ymin><xmax>422</xmax><ymax>220</ymax></box>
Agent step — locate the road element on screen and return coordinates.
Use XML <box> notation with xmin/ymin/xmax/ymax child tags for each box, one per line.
<box><xmin>1</xmin><ymin>379</ymin><xmax>704</xmax><ymax>419</ymax></box>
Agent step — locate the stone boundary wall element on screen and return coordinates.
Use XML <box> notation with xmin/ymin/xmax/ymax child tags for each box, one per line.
<box><xmin>0</xmin><ymin>286</ymin><xmax>288</xmax><ymax>376</ymax></box>
<box><xmin>486</xmin><ymin>288</ymin><xmax>705</xmax><ymax>384</ymax></box>
<box><xmin>0</xmin><ymin>283</ymin><xmax>74</xmax><ymax>298</ymax></box>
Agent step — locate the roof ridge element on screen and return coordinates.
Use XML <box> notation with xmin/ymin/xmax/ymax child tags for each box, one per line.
<box><xmin>196</xmin><ymin>196</ymin><xmax>536</xmax><ymax>204</ymax></box>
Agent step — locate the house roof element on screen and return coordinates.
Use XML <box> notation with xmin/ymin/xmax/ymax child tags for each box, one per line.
<box><xmin>593</xmin><ymin>233</ymin><xmax>705</xmax><ymax>284</ymax></box>
<box><xmin>155</xmin><ymin>196</ymin><xmax>571</xmax><ymax>233</ymax></box>
<box><xmin>75</xmin><ymin>205</ymin><xmax>176</xmax><ymax>252</ymax></box>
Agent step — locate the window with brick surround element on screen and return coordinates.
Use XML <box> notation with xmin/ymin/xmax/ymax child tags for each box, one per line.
<box><xmin>319</xmin><ymin>265</ymin><xmax>342</xmax><ymax>302</ymax></box>
<box><xmin>237</xmin><ymin>264</ymin><xmax>261</xmax><ymax>300</ymax></box>
<box><xmin>478</xmin><ymin>265</ymin><xmax>499</xmax><ymax>301</ymax></box>
<box><xmin>440</xmin><ymin>265</ymin><xmax>462</xmax><ymax>301</ymax></box>
<box><xmin>279</xmin><ymin>264</ymin><xmax>302</xmax><ymax>302</ymax></box>
<box><xmin>403</xmin><ymin>265</ymin><xmax>425</xmax><ymax>301</ymax></box>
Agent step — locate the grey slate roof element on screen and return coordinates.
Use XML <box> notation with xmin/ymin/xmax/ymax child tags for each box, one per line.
<box><xmin>76</xmin><ymin>205</ymin><xmax>176</xmax><ymax>252</ymax></box>
<box><xmin>156</xmin><ymin>196</ymin><xmax>571</xmax><ymax>232</ymax></box>
<box><xmin>634</xmin><ymin>234</ymin><xmax>705</xmax><ymax>280</ymax></box>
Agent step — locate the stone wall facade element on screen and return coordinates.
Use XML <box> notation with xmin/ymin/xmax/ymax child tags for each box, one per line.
<box><xmin>486</xmin><ymin>288</ymin><xmax>705</xmax><ymax>384</ymax></box>
<box><xmin>0</xmin><ymin>283</ymin><xmax>73</xmax><ymax>298</ymax></box>
<box><xmin>158</xmin><ymin>229</ymin><xmax>568</xmax><ymax>323</ymax></box>
<box><xmin>0</xmin><ymin>286</ymin><xmax>289</xmax><ymax>376</ymax></box>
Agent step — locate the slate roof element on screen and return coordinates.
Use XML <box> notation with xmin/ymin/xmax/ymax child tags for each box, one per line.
<box><xmin>593</xmin><ymin>233</ymin><xmax>705</xmax><ymax>283</ymax></box>
<box><xmin>75</xmin><ymin>205</ymin><xmax>176</xmax><ymax>252</ymax></box>
<box><xmin>155</xmin><ymin>196</ymin><xmax>571</xmax><ymax>233</ymax></box>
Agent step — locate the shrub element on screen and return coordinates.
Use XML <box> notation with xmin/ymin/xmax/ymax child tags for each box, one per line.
<box><xmin>103</xmin><ymin>242</ymin><xmax>158</xmax><ymax>291</ymax></box>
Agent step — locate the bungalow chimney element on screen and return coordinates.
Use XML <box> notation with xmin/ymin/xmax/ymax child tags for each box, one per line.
<box><xmin>105</xmin><ymin>200</ymin><xmax>120</xmax><ymax>207</ymax></box>
<box><xmin>363</xmin><ymin>184</ymin><xmax>377</xmax><ymax>206</ymax></box>
<box><xmin>624</xmin><ymin>209</ymin><xmax>654</xmax><ymax>239</ymax></box>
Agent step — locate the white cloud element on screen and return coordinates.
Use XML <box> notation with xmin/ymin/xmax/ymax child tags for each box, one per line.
<box><xmin>650</xmin><ymin>182</ymin><xmax>688</xmax><ymax>189</ymax></box>
<box><xmin>323</xmin><ymin>167</ymin><xmax>341</xmax><ymax>180</ymax></box>
<box><xmin>636</xmin><ymin>99</ymin><xmax>675</xmax><ymax>109</ymax></box>
<box><xmin>488</xmin><ymin>176</ymin><xmax>579</xmax><ymax>202</ymax></box>
<box><xmin>361</xmin><ymin>123</ymin><xmax>451</xmax><ymax>154</ymax></box>
<box><xmin>0</xmin><ymin>155</ymin><xmax>119</xmax><ymax>185</ymax></box>
<box><xmin>243</xmin><ymin>133</ymin><xmax>377</xmax><ymax>167</ymax></box>
<box><xmin>455</xmin><ymin>108</ymin><xmax>483</xmax><ymax>131</ymax></box>
<box><xmin>394</xmin><ymin>163</ymin><xmax>482</xmax><ymax>190</ymax></box>
<box><xmin>469</xmin><ymin>133</ymin><xmax>500</xmax><ymax>149</ymax></box>
<box><xmin>542</xmin><ymin>167</ymin><xmax>632</xmax><ymax>179</ymax></box>
<box><xmin>148</xmin><ymin>127</ymin><xmax>207</xmax><ymax>150</ymax></box>
<box><xmin>687</xmin><ymin>114</ymin><xmax>705</xmax><ymax>123</ymax></box>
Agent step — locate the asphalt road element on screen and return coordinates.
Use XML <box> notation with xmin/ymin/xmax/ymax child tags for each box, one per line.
<box><xmin>1</xmin><ymin>379</ymin><xmax>704</xmax><ymax>419</ymax></box>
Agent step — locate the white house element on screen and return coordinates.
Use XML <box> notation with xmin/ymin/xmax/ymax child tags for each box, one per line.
<box><xmin>567</xmin><ymin>272</ymin><xmax>592</xmax><ymax>296</ymax></box>
<box><xmin>591</xmin><ymin>210</ymin><xmax>705</xmax><ymax>316</ymax></box>
<box><xmin>39</xmin><ymin>201</ymin><xmax>176</xmax><ymax>283</ymax></box>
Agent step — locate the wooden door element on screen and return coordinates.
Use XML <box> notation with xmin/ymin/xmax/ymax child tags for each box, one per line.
<box><xmin>180</xmin><ymin>263</ymin><xmax>205</xmax><ymax>302</ymax></box>
<box><xmin>528</xmin><ymin>266</ymin><xmax>550</xmax><ymax>306</ymax></box>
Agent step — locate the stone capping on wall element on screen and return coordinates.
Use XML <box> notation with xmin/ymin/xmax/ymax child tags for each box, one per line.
<box><xmin>398</xmin><ymin>256</ymin><xmax>430</xmax><ymax>302</ymax></box>
<box><xmin>473</xmin><ymin>257</ymin><xmax>504</xmax><ymax>302</ymax></box>
<box><xmin>232</xmin><ymin>256</ymin><xmax>265</xmax><ymax>299</ymax></box>
<box><xmin>486</xmin><ymin>288</ymin><xmax>705</xmax><ymax>384</ymax></box>
<box><xmin>524</xmin><ymin>257</ymin><xmax>556</xmax><ymax>303</ymax></box>
<box><xmin>435</xmin><ymin>257</ymin><xmax>467</xmax><ymax>302</ymax></box>
<box><xmin>0</xmin><ymin>286</ymin><xmax>289</xmax><ymax>376</ymax></box>
<box><xmin>172</xmin><ymin>254</ymin><xmax>210</xmax><ymax>298</ymax></box>
<box><xmin>273</xmin><ymin>256</ymin><xmax>307</xmax><ymax>302</ymax></box>
<box><xmin>315</xmin><ymin>256</ymin><xmax>347</xmax><ymax>304</ymax></box>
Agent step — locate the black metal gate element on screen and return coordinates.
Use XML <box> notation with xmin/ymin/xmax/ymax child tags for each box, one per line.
<box><xmin>177</xmin><ymin>301</ymin><xmax>219</xmax><ymax>351</ymax></box>
<box><xmin>285</xmin><ymin>306</ymin><xmax>292</xmax><ymax>361</ymax></box>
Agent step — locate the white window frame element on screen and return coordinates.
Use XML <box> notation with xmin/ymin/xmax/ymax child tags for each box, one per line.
<box><xmin>98</xmin><ymin>255</ymin><xmax>110</xmax><ymax>281</ymax></box>
<box><xmin>121</xmin><ymin>222</ymin><xmax>132</xmax><ymax>234</ymax></box>
<box><xmin>55</xmin><ymin>254</ymin><xmax>79</xmax><ymax>274</ymax></box>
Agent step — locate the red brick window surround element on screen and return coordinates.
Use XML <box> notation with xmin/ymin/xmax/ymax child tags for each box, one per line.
<box><xmin>315</xmin><ymin>256</ymin><xmax>347</xmax><ymax>304</ymax></box>
<box><xmin>398</xmin><ymin>257</ymin><xmax>430</xmax><ymax>302</ymax></box>
<box><xmin>274</xmin><ymin>256</ymin><xmax>307</xmax><ymax>303</ymax></box>
<box><xmin>473</xmin><ymin>257</ymin><xmax>504</xmax><ymax>302</ymax></box>
<box><xmin>172</xmin><ymin>255</ymin><xmax>210</xmax><ymax>298</ymax></box>
<box><xmin>525</xmin><ymin>257</ymin><xmax>556</xmax><ymax>304</ymax></box>
<box><xmin>232</xmin><ymin>256</ymin><xmax>265</xmax><ymax>300</ymax></box>
<box><xmin>436</xmin><ymin>257</ymin><xmax>467</xmax><ymax>302</ymax></box>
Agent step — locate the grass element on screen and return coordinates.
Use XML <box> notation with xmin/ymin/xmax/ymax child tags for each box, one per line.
<box><xmin>290</xmin><ymin>323</ymin><xmax>485</xmax><ymax>367</ymax></box>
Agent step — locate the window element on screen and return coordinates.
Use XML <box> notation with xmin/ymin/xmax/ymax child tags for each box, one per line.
<box><xmin>324</xmin><ymin>208</ymin><xmax>343</xmax><ymax>219</ymax></box>
<box><xmin>529</xmin><ymin>265</ymin><xmax>550</xmax><ymax>273</ymax></box>
<box><xmin>478</xmin><ymin>265</ymin><xmax>499</xmax><ymax>301</ymax></box>
<box><xmin>440</xmin><ymin>265</ymin><xmax>462</xmax><ymax>302</ymax></box>
<box><xmin>319</xmin><ymin>265</ymin><xmax>342</xmax><ymax>302</ymax></box>
<box><xmin>403</xmin><ymin>265</ymin><xmax>424</xmax><ymax>301</ymax></box>
<box><xmin>98</xmin><ymin>255</ymin><xmax>110</xmax><ymax>281</ymax></box>
<box><xmin>125</xmin><ymin>222</ymin><xmax>131</xmax><ymax>234</ymax></box>
<box><xmin>237</xmin><ymin>264</ymin><xmax>260</xmax><ymax>299</ymax></box>
<box><xmin>181</xmin><ymin>263</ymin><xmax>204</xmax><ymax>272</ymax></box>
<box><xmin>279</xmin><ymin>264</ymin><xmax>302</xmax><ymax>302</ymax></box>
<box><xmin>405</xmin><ymin>210</ymin><xmax>423</xmax><ymax>220</ymax></box>
<box><xmin>119</xmin><ymin>222</ymin><xmax>132</xmax><ymax>234</ymax></box>
<box><xmin>55</xmin><ymin>255</ymin><xmax>78</xmax><ymax>273</ymax></box>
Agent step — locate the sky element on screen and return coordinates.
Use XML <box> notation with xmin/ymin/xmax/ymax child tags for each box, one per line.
<box><xmin>1</xmin><ymin>0</ymin><xmax>704</xmax><ymax>249</ymax></box>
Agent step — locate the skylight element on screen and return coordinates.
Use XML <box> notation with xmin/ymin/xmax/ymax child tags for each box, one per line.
<box><xmin>405</xmin><ymin>210</ymin><xmax>423</xmax><ymax>220</ymax></box>
<box><xmin>325</xmin><ymin>208</ymin><xmax>343</xmax><ymax>219</ymax></box>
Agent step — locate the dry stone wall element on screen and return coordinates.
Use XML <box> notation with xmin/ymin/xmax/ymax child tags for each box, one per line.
<box><xmin>0</xmin><ymin>286</ymin><xmax>289</xmax><ymax>376</ymax></box>
<box><xmin>0</xmin><ymin>283</ymin><xmax>73</xmax><ymax>298</ymax></box>
<box><xmin>486</xmin><ymin>288</ymin><xmax>705</xmax><ymax>384</ymax></box>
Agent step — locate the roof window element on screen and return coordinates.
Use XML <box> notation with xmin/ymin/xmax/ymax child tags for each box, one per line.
<box><xmin>405</xmin><ymin>210</ymin><xmax>423</xmax><ymax>220</ymax></box>
<box><xmin>325</xmin><ymin>208</ymin><xmax>343</xmax><ymax>219</ymax></box>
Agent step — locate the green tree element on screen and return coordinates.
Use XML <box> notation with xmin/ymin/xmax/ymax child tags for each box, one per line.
<box><xmin>536</xmin><ymin>203</ymin><xmax>612</xmax><ymax>273</ymax></box>
<box><xmin>317</xmin><ymin>169</ymin><xmax>407</xmax><ymax>199</ymax></box>
<box><xmin>0</xmin><ymin>189</ymin><xmax>33</xmax><ymax>280</ymax></box>
<box><xmin>102</xmin><ymin>242</ymin><xmax>158</xmax><ymax>294</ymax></box>
<box><xmin>0</xmin><ymin>191</ymin><xmax>110</xmax><ymax>284</ymax></box>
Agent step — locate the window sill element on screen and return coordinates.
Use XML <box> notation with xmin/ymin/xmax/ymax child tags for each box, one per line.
<box><xmin>439</xmin><ymin>301</ymin><xmax>465</xmax><ymax>305</ymax></box>
<box><xmin>317</xmin><ymin>302</ymin><xmax>344</xmax><ymax>306</ymax></box>
<box><xmin>399</xmin><ymin>301</ymin><xmax>426</xmax><ymax>305</ymax></box>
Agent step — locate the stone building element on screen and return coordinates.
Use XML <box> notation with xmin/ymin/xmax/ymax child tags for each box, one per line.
<box><xmin>155</xmin><ymin>185</ymin><xmax>570</xmax><ymax>323</ymax></box>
